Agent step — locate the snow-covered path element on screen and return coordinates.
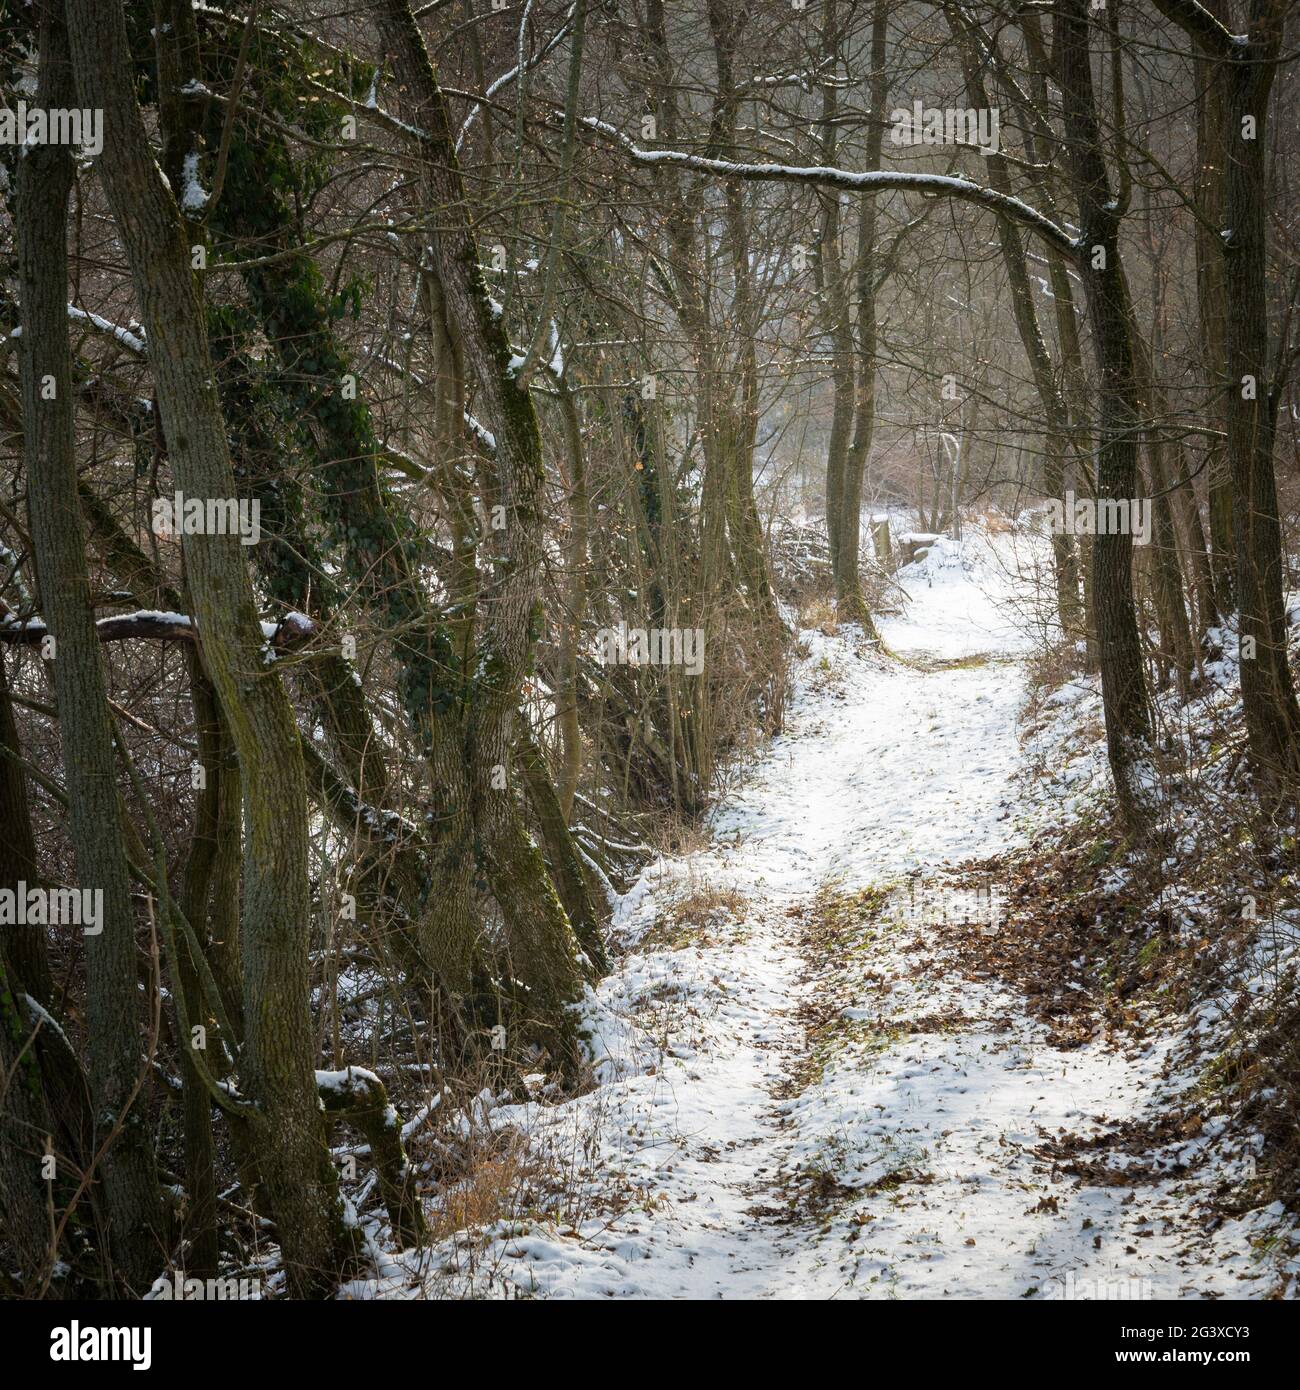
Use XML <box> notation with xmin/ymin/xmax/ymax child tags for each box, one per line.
<box><xmin>586</xmin><ymin>540</ymin><xmax>1040</xmax><ymax>1297</ymax></box>
<box><xmin>369</xmin><ymin>530</ymin><xmax>1281</xmax><ymax>1300</ymax></box>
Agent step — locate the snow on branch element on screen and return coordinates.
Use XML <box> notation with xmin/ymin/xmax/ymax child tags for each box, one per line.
<box><xmin>0</xmin><ymin>607</ymin><xmax>318</xmax><ymax>648</ymax></box>
<box><xmin>1148</xmin><ymin>0</ymin><xmax>1241</xmax><ymax>54</ymax></box>
<box><xmin>455</xmin><ymin>6</ymin><xmax>576</xmax><ymax>152</ymax></box>
<box><xmin>15</xmin><ymin>306</ymin><xmax>150</xmax><ymax>356</ymax></box>
<box><xmin>67</xmin><ymin>305</ymin><xmax>148</xmax><ymax>355</ymax></box>
<box><xmin>579</xmin><ymin>117</ymin><xmax>1077</xmax><ymax>256</ymax></box>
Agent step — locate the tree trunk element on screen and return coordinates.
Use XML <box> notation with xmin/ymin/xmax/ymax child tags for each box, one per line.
<box><xmin>0</xmin><ymin>657</ymin><xmax>53</xmax><ymax>1008</ymax></box>
<box><xmin>0</xmin><ymin>956</ymin><xmax>58</xmax><ymax>1292</ymax></box>
<box><xmin>176</xmin><ymin>656</ymin><xmax>224</xmax><ymax>1280</ymax></box>
<box><xmin>16</xmin><ymin>3</ymin><xmax>164</xmax><ymax>1293</ymax></box>
<box><xmin>518</xmin><ymin>728</ymin><xmax>609</xmax><ymax>976</ymax></box>
<box><xmin>1221</xmin><ymin>12</ymin><xmax>1300</xmax><ymax>787</ymax></box>
<box><xmin>949</xmin><ymin>4</ymin><xmax>1081</xmax><ymax>634</ymax></box>
<box><xmin>65</xmin><ymin>0</ymin><xmax>348</xmax><ymax>1296</ymax></box>
<box><xmin>1195</xmin><ymin>0</ymin><xmax>1233</xmax><ymax>616</ymax></box>
<box><xmin>1056</xmin><ymin>0</ymin><xmax>1154</xmax><ymax>827</ymax></box>
<box><xmin>377</xmin><ymin>0</ymin><xmax>587</xmax><ymax>1051</ymax></box>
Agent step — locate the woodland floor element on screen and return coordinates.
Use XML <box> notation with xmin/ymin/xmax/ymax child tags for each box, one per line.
<box><xmin>349</xmin><ymin>529</ymin><xmax>1294</xmax><ymax>1300</ymax></box>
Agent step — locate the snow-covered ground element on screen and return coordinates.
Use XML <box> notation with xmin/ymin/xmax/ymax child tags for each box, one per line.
<box><xmin>349</xmin><ymin>525</ymin><xmax>1296</xmax><ymax>1300</ymax></box>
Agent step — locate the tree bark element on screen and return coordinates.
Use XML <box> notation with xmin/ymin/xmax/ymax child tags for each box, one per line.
<box><xmin>16</xmin><ymin>2</ymin><xmax>164</xmax><ymax>1293</ymax></box>
<box><xmin>1195</xmin><ymin>0</ymin><xmax>1233</xmax><ymax>615</ymax></box>
<box><xmin>377</xmin><ymin>0</ymin><xmax>587</xmax><ymax>1054</ymax></box>
<box><xmin>1152</xmin><ymin>0</ymin><xmax>1300</xmax><ymax>788</ymax></box>
<box><xmin>65</xmin><ymin>0</ymin><xmax>348</xmax><ymax>1296</ymax></box>
<box><xmin>949</xmin><ymin>4</ymin><xmax>1081</xmax><ymax>634</ymax></box>
<box><xmin>1220</xmin><ymin>8</ymin><xmax>1300</xmax><ymax>786</ymax></box>
<box><xmin>1056</xmin><ymin>0</ymin><xmax>1154</xmax><ymax>826</ymax></box>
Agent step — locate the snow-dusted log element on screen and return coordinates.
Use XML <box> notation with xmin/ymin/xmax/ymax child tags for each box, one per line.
<box><xmin>317</xmin><ymin>1067</ymin><xmax>427</xmax><ymax>1246</ymax></box>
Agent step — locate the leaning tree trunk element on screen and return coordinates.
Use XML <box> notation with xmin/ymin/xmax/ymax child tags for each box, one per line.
<box><xmin>378</xmin><ymin>0</ymin><xmax>588</xmax><ymax>1056</ymax></box>
<box><xmin>65</xmin><ymin>0</ymin><xmax>348</xmax><ymax>1296</ymax></box>
<box><xmin>949</xmin><ymin>4</ymin><xmax>1080</xmax><ymax>634</ymax></box>
<box><xmin>518</xmin><ymin>729</ymin><xmax>609</xmax><ymax>976</ymax></box>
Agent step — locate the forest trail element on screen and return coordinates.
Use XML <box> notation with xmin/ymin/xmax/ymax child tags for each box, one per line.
<box><xmin>566</xmin><ymin>532</ymin><xmax>1041</xmax><ymax>1298</ymax></box>
<box><xmin>375</xmin><ymin>531</ymin><xmax>1277</xmax><ymax>1300</ymax></box>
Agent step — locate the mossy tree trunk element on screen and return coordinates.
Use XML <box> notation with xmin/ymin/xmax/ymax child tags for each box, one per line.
<box><xmin>379</xmin><ymin>0</ymin><xmax>589</xmax><ymax>1054</ymax></box>
<box><xmin>65</xmin><ymin>0</ymin><xmax>349</xmax><ymax>1296</ymax></box>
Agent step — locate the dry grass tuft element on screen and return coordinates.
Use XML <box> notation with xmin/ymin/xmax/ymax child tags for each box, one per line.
<box><xmin>641</xmin><ymin>883</ymin><xmax>751</xmax><ymax>950</ymax></box>
<box><xmin>427</xmin><ymin>1132</ymin><xmax>534</xmax><ymax>1241</ymax></box>
<box><xmin>799</xmin><ymin>595</ymin><xmax>839</xmax><ymax>635</ymax></box>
